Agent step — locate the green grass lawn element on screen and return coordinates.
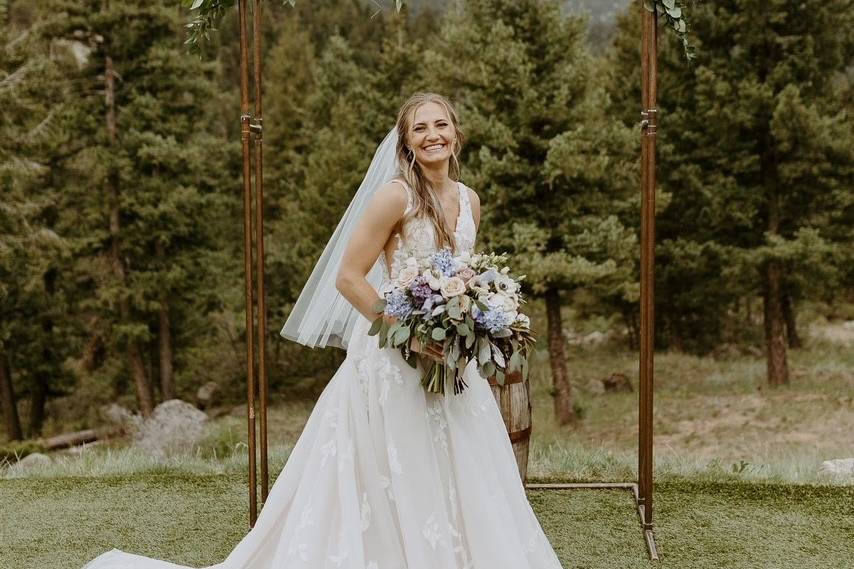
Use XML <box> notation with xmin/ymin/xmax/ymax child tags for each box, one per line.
<box><xmin>2</xmin><ymin>473</ymin><xmax>852</xmax><ymax>569</ymax></box>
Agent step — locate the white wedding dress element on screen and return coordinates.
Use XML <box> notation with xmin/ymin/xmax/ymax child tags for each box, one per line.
<box><xmin>82</xmin><ymin>180</ymin><xmax>564</xmax><ymax>569</ymax></box>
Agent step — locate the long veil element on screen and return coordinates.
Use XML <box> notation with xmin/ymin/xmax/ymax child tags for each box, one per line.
<box><xmin>279</xmin><ymin>127</ymin><xmax>400</xmax><ymax>350</ymax></box>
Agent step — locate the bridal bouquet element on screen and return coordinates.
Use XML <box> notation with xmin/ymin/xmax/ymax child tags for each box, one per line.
<box><xmin>368</xmin><ymin>248</ymin><xmax>535</xmax><ymax>395</ymax></box>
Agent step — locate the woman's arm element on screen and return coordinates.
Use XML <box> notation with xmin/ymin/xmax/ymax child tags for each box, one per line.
<box><xmin>335</xmin><ymin>181</ymin><xmax>407</xmax><ymax>321</ymax></box>
<box><xmin>335</xmin><ymin>181</ymin><xmax>443</xmax><ymax>361</ymax></box>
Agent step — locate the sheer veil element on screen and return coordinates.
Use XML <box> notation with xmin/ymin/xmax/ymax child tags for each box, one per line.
<box><xmin>279</xmin><ymin>126</ymin><xmax>400</xmax><ymax>350</ymax></box>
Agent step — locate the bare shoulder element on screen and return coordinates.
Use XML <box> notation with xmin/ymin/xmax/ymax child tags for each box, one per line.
<box><xmin>465</xmin><ymin>185</ymin><xmax>481</xmax><ymax>209</ymax></box>
<box><xmin>464</xmin><ymin>183</ymin><xmax>481</xmax><ymax>227</ymax></box>
<box><xmin>370</xmin><ymin>179</ymin><xmax>409</xmax><ymax>215</ymax></box>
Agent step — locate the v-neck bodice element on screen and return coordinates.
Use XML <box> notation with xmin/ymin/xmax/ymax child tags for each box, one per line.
<box><xmin>378</xmin><ymin>179</ymin><xmax>477</xmax><ymax>289</ymax></box>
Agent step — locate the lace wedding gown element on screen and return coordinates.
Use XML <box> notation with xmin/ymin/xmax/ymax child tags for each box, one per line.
<box><xmin>82</xmin><ymin>180</ymin><xmax>564</xmax><ymax>569</ymax></box>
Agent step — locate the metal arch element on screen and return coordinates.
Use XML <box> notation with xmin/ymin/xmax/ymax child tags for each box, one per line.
<box><xmin>236</xmin><ymin>0</ymin><xmax>661</xmax><ymax>557</ymax></box>
<box><xmin>237</xmin><ymin>0</ymin><xmax>269</xmax><ymax>527</ymax></box>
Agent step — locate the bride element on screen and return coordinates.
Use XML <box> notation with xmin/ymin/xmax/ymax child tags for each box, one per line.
<box><xmin>82</xmin><ymin>92</ymin><xmax>564</xmax><ymax>569</ymax></box>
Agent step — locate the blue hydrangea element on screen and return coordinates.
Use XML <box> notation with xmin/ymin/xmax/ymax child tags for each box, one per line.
<box><xmin>429</xmin><ymin>248</ymin><xmax>456</xmax><ymax>277</ymax></box>
<box><xmin>474</xmin><ymin>306</ymin><xmax>514</xmax><ymax>334</ymax></box>
<box><xmin>384</xmin><ymin>289</ymin><xmax>413</xmax><ymax>319</ymax></box>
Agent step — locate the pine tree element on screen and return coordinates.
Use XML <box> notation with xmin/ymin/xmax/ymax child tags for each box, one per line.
<box><xmin>423</xmin><ymin>0</ymin><xmax>638</xmax><ymax>424</ymax></box>
<box><xmin>607</xmin><ymin>1</ymin><xmax>854</xmax><ymax>383</ymax></box>
<box><xmin>34</xmin><ymin>0</ymin><xmax>234</xmax><ymax>416</ymax></box>
<box><xmin>0</xmin><ymin>3</ymin><xmax>79</xmax><ymax>438</ymax></box>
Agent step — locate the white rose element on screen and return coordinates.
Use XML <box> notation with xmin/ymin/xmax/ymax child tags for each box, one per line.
<box><xmin>397</xmin><ymin>266</ymin><xmax>419</xmax><ymax>287</ymax></box>
<box><xmin>440</xmin><ymin>276</ymin><xmax>466</xmax><ymax>298</ymax></box>
<box><xmin>515</xmin><ymin>313</ymin><xmax>531</xmax><ymax>327</ymax></box>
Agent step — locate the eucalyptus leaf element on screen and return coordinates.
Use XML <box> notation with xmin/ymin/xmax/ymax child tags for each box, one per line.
<box><xmin>447</xmin><ymin>296</ymin><xmax>460</xmax><ymax>311</ymax></box>
<box><xmin>509</xmin><ymin>350</ymin><xmax>521</xmax><ymax>373</ymax></box>
<box><xmin>393</xmin><ymin>326</ymin><xmax>410</xmax><ymax>347</ymax></box>
<box><xmin>478</xmin><ymin>338</ymin><xmax>491</xmax><ymax>365</ymax></box>
<box><xmin>449</xmin><ymin>338</ymin><xmax>459</xmax><ymax>362</ymax></box>
<box><xmin>387</xmin><ymin>321</ymin><xmax>401</xmax><ymax>337</ymax></box>
<box><xmin>495</xmin><ymin>370</ymin><xmax>505</xmax><ymax>386</ymax></box>
<box><xmin>431</xmin><ymin>327</ymin><xmax>446</xmax><ymax>341</ymax></box>
<box><xmin>368</xmin><ymin>317</ymin><xmax>383</xmax><ymax>336</ymax></box>
<box><xmin>482</xmin><ymin>361</ymin><xmax>496</xmax><ymax>379</ymax></box>
<box><xmin>491</xmin><ymin>343</ymin><xmax>506</xmax><ymax>367</ymax></box>
<box><xmin>372</xmin><ymin>298</ymin><xmax>387</xmax><ymax>314</ymax></box>
<box><xmin>465</xmin><ymin>332</ymin><xmax>475</xmax><ymax>349</ymax></box>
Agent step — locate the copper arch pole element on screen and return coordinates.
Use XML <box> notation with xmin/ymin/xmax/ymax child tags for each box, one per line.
<box><xmin>524</xmin><ymin>1</ymin><xmax>659</xmax><ymax>561</ymax></box>
<box><xmin>237</xmin><ymin>0</ymin><xmax>269</xmax><ymax>527</ymax></box>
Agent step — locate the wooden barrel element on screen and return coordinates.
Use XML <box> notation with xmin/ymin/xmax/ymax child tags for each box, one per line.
<box><xmin>487</xmin><ymin>370</ymin><xmax>532</xmax><ymax>483</ymax></box>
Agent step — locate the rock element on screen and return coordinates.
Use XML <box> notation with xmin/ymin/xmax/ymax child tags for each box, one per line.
<box><xmin>602</xmin><ymin>372</ymin><xmax>633</xmax><ymax>393</ymax></box>
<box><xmin>581</xmin><ymin>331</ymin><xmax>606</xmax><ymax>347</ymax></box>
<box><xmin>196</xmin><ymin>381</ymin><xmax>220</xmax><ymax>410</ymax></box>
<box><xmin>99</xmin><ymin>403</ymin><xmax>142</xmax><ymax>434</ymax></box>
<box><xmin>132</xmin><ymin>399</ymin><xmax>209</xmax><ymax>459</ymax></box>
<box><xmin>819</xmin><ymin>458</ymin><xmax>854</xmax><ymax>476</ymax></box>
<box><xmin>6</xmin><ymin>452</ymin><xmax>52</xmax><ymax>475</ymax></box>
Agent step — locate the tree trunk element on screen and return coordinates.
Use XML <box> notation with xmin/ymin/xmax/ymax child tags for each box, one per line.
<box><xmin>158</xmin><ymin>302</ymin><xmax>175</xmax><ymax>400</ymax></box>
<box><xmin>28</xmin><ymin>314</ymin><xmax>54</xmax><ymax>438</ymax></box>
<box><xmin>105</xmin><ymin>54</ymin><xmax>154</xmax><ymax>416</ymax></box>
<box><xmin>28</xmin><ymin>371</ymin><xmax>48</xmax><ymax>438</ymax></box>
<box><xmin>781</xmin><ymin>282</ymin><xmax>801</xmax><ymax>349</ymax></box>
<box><xmin>0</xmin><ymin>351</ymin><xmax>23</xmax><ymax>441</ymax></box>
<box><xmin>759</xmin><ymin>105</ymin><xmax>789</xmax><ymax>387</ymax></box>
<box><xmin>154</xmin><ymin>241</ymin><xmax>175</xmax><ymax>400</ymax></box>
<box><xmin>544</xmin><ymin>287</ymin><xmax>576</xmax><ymax>425</ymax></box>
<box><xmin>762</xmin><ymin>262</ymin><xmax>789</xmax><ymax>386</ymax></box>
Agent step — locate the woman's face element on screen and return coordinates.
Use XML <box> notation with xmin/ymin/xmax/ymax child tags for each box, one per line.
<box><xmin>407</xmin><ymin>102</ymin><xmax>456</xmax><ymax>168</ymax></box>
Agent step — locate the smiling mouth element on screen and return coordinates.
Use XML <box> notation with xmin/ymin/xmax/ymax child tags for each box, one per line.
<box><xmin>424</xmin><ymin>144</ymin><xmax>446</xmax><ymax>152</ymax></box>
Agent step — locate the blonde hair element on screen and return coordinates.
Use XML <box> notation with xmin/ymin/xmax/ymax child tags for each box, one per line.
<box><xmin>392</xmin><ymin>92</ymin><xmax>466</xmax><ymax>252</ymax></box>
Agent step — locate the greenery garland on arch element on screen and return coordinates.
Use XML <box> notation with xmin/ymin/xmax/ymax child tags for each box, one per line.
<box><xmin>181</xmin><ymin>0</ymin><xmax>693</xmax><ymax>60</ymax></box>
<box><xmin>645</xmin><ymin>0</ymin><xmax>694</xmax><ymax>61</ymax></box>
